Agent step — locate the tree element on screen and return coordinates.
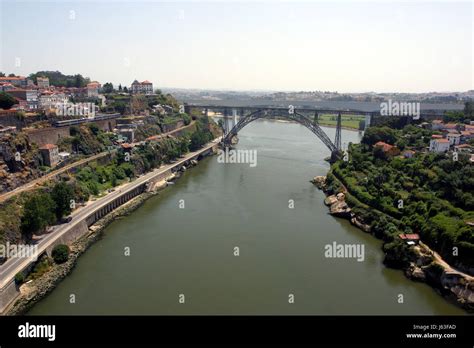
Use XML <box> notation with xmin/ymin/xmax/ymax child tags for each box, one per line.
<box><xmin>0</xmin><ymin>92</ymin><xmax>17</xmax><ymax>110</ymax></box>
<box><xmin>0</xmin><ymin>72</ymin><xmax>5</xmax><ymax>77</ymax></box>
<box><xmin>21</xmin><ymin>192</ymin><xmax>57</xmax><ymax>237</ymax></box>
<box><xmin>464</xmin><ymin>101</ymin><xmax>474</xmax><ymax>120</ymax></box>
<box><xmin>7</xmin><ymin>73</ymin><xmax>15</xmax><ymax>77</ymax></box>
<box><xmin>51</xmin><ymin>182</ymin><xmax>75</xmax><ymax>220</ymax></box>
<box><xmin>102</xmin><ymin>82</ymin><xmax>114</xmax><ymax>94</ymax></box>
<box><xmin>362</xmin><ymin>126</ymin><xmax>398</xmax><ymax>146</ymax></box>
<box><xmin>123</xmin><ymin>86</ymin><xmax>128</xmax><ymax>93</ymax></box>
<box><xmin>52</xmin><ymin>244</ymin><xmax>69</xmax><ymax>264</ymax></box>
<box><xmin>118</xmin><ymin>84</ymin><xmax>122</xmax><ymax>92</ymax></box>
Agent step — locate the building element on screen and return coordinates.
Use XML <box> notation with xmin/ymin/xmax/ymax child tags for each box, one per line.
<box><xmin>87</xmin><ymin>82</ymin><xmax>101</xmax><ymax>98</ymax></box>
<box><xmin>0</xmin><ymin>76</ymin><xmax>27</xmax><ymax>88</ymax></box>
<box><xmin>447</xmin><ymin>133</ymin><xmax>461</xmax><ymax>146</ymax></box>
<box><xmin>431</xmin><ymin>120</ymin><xmax>444</xmax><ymax>130</ymax></box>
<box><xmin>118</xmin><ymin>128</ymin><xmax>135</xmax><ymax>143</ymax></box>
<box><xmin>402</xmin><ymin>150</ymin><xmax>415</xmax><ymax>158</ymax></box>
<box><xmin>429</xmin><ymin>138</ymin><xmax>450</xmax><ymax>153</ymax></box>
<box><xmin>39</xmin><ymin>144</ymin><xmax>59</xmax><ymax>167</ymax></box>
<box><xmin>38</xmin><ymin>91</ymin><xmax>68</xmax><ymax>110</ymax></box>
<box><xmin>441</xmin><ymin>123</ymin><xmax>458</xmax><ymax>132</ymax></box>
<box><xmin>131</xmin><ymin>80</ymin><xmax>153</xmax><ymax>95</ymax></box>
<box><xmin>460</xmin><ymin>131</ymin><xmax>474</xmax><ymax>143</ymax></box>
<box><xmin>399</xmin><ymin>233</ymin><xmax>420</xmax><ymax>245</ymax></box>
<box><xmin>6</xmin><ymin>89</ymin><xmax>39</xmax><ymax>110</ymax></box>
<box><xmin>0</xmin><ymin>83</ymin><xmax>15</xmax><ymax>92</ymax></box>
<box><xmin>373</xmin><ymin>141</ymin><xmax>400</xmax><ymax>156</ymax></box>
<box><xmin>454</xmin><ymin>144</ymin><xmax>472</xmax><ymax>153</ymax></box>
<box><xmin>37</xmin><ymin>77</ymin><xmax>50</xmax><ymax>88</ymax></box>
<box><xmin>0</xmin><ymin>125</ymin><xmax>16</xmax><ymax>134</ymax></box>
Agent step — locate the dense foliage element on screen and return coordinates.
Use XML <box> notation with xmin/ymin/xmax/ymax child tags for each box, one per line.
<box><xmin>334</xmin><ymin>124</ymin><xmax>474</xmax><ymax>268</ymax></box>
<box><xmin>28</xmin><ymin>71</ymin><xmax>91</xmax><ymax>88</ymax></box>
<box><xmin>52</xmin><ymin>244</ymin><xmax>70</xmax><ymax>264</ymax></box>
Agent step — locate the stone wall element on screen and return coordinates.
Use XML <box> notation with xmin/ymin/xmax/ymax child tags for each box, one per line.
<box><xmin>25</xmin><ymin>119</ymin><xmax>116</xmax><ymax>147</ymax></box>
<box><xmin>0</xmin><ymin>279</ymin><xmax>19</xmax><ymax>313</ymax></box>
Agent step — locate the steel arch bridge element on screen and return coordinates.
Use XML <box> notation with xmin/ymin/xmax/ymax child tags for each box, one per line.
<box><xmin>221</xmin><ymin>108</ymin><xmax>341</xmax><ymax>154</ymax></box>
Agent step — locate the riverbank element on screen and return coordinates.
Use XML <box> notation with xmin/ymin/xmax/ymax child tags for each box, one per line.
<box><xmin>4</xmin><ymin>153</ymin><xmax>210</xmax><ymax>315</ymax></box>
<box><xmin>311</xmin><ymin>175</ymin><xmax>474</xmax><ymax>313</ymax></box>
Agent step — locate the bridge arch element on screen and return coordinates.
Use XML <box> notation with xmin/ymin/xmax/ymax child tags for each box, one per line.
<box><xmin>222</xmin><ymin>109</ymin><xmax>338</xmax><ymax>153</ymax></box>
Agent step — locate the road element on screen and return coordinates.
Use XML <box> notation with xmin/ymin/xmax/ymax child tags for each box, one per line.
<box><xmin>0</xmin><ymin>138</ymin><xmax>220</xmax><ymax>290</ymax></box>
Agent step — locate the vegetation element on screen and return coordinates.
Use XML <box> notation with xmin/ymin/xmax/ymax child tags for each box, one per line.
<box><xmin>28</xmin><ymin>71</ymin><xmax>90</xmax><ymax>88</ymax></box>
<box><xmin>0</xmin><ymin>91</ymin><xmax>17</xmax><ymax>109</ymax></box>
<box><xmin>52</xmin><ymin>244</ymin><xmax>70</xmax><ymax>264</ymax></box>
<box><xmin>317</xmin><ymin>114</ymin><xmax>363</xmax><ymax>129</ymax></box>
<box><xmin>20</xmin><ymin>192</ymin><xmax>57</xmax><ymax>239</ymax></box>
<box><xmin>51</xmin><ymin>182</ymin><xmax>75</xmax><ymax>220</ymax></box>
<box><xmin>334</xmin><ymin>124</ymin><xmax>474</xmax><ymax>268</ymax></box>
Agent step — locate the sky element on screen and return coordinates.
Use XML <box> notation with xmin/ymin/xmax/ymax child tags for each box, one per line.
<box><xmin>0</xmin><ymin>0</ymin><xmax>473</xmax><ymax>93</ymax></box>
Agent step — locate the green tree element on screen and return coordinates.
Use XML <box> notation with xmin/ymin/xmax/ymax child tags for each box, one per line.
<box><xmin>102</xmin><ymin>82</ymin><xmax>114</xmax><ymax>93</ymax></box>
<box><xmin>21</xmin><ymin>192</ymin><xmax>57</xmax><ymax>237</ymax></box>
<box><xmin>52</xmin><ymin>244</ymin><xmax>70</xmax><ymax>264</ymax></box>
<box><xmin>51</xmin><ymin>182</ymin><xmax>75</xmax><ymax>220</ymax></box>
<box><xmin>0</xmin><ymin>92</ymin><xmax>17</xmax><ymax>110</ymax></box>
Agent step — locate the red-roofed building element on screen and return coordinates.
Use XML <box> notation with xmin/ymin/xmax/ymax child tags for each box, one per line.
<box><xmin>374</xmin><ymin>141</ymin><xmax>400</xmax><ymax>156</ymax></box>
<box><xmin>0</xmin><ymin>76</ymin><xmax>27</xmax><ymax>88</ymax></box>
<box><xmin>121</xmin><ymin>143</ymin><xmax>134</xmax><ymax>151</ymax></box>
<box><xmin>87</xmin><ymin>82</ymin><xmax>101</xmax><ymax>98</ymax></box>
<box><xmin>399</xmin><ymin>233</ymin><xmax>420</xmax><ymax>245</ymax></box>
<box><xmin>131</xmin><ymin>80</ymin><xmax>153</xmax><ymax>95</ymax></box>
<box><xmin>441</xmin><ymin>123</ymin><xmax>458</xmax><ymax>132</ymax></box>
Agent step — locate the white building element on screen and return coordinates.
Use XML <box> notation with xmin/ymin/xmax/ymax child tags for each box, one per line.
<box><xmin>429</xmin><ymin>138</ymin><xmax>450</xmax><ymax>153</ymax></box>
<box><xmin>447</xmin><ymin>133</ymin><xmax>461</xmax><ymax>146</ymax></box>
<box><xmin>131</xmin><ymin>80</ymin><xmax>153</xmax><ymax>95</ymax></box>
<box><xmin>87</xmin><ymin>82</ymin><xmax>101</xmax><ymax>98</ymax></box>
<box><xmin>37</xmin><ymin>77</ymin><xmax>50</xmax><ymax>88</ymax></box>
<box><xmin>39</xmin><ymin>91</ymin><xmax>68</xmax><ymax>110</ymax></box>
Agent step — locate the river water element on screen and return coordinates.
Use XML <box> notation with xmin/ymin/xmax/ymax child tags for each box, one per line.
<box><xmin>29</xmin><ymin>120</ymin><xmax>463</xmax><ymax>315</ymax></box>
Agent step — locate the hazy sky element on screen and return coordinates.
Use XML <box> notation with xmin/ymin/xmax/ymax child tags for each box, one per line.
<box><xmin>1</xmin><ymin>0</ymin><xmax>473</xmax><ymax>92</ymax></box>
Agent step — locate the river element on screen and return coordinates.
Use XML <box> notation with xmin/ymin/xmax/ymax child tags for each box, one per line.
<box><xmin>28</xmin><ymin>120</ymin><xmax>464</xmax><ymax>315</ymax></box>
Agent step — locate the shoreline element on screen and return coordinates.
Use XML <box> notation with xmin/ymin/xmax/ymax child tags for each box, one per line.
<box><xmin>311</xmin><ymin>175</ymin><xmax>474</xmax><ymax>313</ymax></box>
<box><xmin>4</xmin><ymin>156</ymin><xmax>207</xmax><ymax>315</ymax></box>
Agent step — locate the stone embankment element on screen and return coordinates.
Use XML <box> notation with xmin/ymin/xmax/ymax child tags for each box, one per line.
<box><xmin>312</xmin><ymin>175</ymin><xmax>370</xmax><ymax>232</ymax></box>
<box><xmin>311</xmin><ymin>175</ymin><xmax>474</xmax><ymax>312</ymax></box>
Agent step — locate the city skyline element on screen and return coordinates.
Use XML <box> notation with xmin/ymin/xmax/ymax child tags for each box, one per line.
<box><xmin>1</xmin><ymin>0</ymin><xmax>473</xmax><ymax>93</ymax></box>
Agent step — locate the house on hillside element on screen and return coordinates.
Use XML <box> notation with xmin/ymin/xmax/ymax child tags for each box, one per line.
<box><xmin>429</xmin><ymin>138</ymin><xmax>450</xmax><ymax>153</ymax></box>
<box><xmin>373</xmin><ymin>141</ymin><xmax>400</xmax><ymax>157</ymax></box>
<box><xmin>39</xmin><ymin>144</ymin><xmax>59</xmax><ymax>167</ymax></box>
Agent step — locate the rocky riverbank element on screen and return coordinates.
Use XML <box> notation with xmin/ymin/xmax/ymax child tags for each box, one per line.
<box><xmin>4</xmin><ymin>157</ymin><xmax>204</xmax><ymax>315</ymax></box>
<box><xmin>311</xmin><ymin>175</ymin><xmax>474</xmax><ymax>312</ymax></box>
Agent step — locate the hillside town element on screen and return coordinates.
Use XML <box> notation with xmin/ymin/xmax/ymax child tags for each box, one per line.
<box><xmin>372</xmin><ymin>119</ymin><xmax>474</xmax><ymax>162</ymax></box>
<box><xmin>0</xmin><ymin>72</ymin><xmax>197</xmax><ymax>194</ymax></box>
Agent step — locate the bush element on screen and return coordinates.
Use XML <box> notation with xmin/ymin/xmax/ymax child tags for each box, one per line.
<box><xmin>15</xmin><ymin>272</ymin><xmax>25</xmax><ymax>285</ymax></box>
<box><xmin>52</xmin><ymin>244</ymin><xmax>70</xmax><ymax>264</ymax></box>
